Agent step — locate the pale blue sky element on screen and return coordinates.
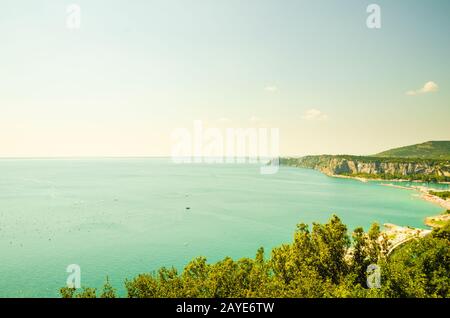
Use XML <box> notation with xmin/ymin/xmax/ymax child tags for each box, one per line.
<box><xmin>0</xmin><ymin>0</ymin><xmax>449</xmax><ymax>156</ymax></box>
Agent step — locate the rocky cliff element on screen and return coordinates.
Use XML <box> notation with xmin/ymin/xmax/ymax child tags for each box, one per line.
<box><xmin>281</xmin><ymin>155</ymin><xmax>450</xmax><ymax>182</ymax></box>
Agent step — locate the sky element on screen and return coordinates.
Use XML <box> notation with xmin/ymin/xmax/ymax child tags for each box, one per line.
<box><xmin>0</xmin><ymin>0</ymin><xmax>449</xmax><ymax>157</ymax></box>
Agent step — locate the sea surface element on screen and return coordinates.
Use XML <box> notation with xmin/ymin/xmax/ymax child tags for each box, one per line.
<box><xmin>0</xmin><ymin>158</ymin><xmax>446</xmax><ymax>297</ymax></box>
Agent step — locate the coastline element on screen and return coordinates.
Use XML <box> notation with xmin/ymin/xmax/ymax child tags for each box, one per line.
<box><xmin>377</xmin><ymin>184</ymin><xmax>450</xmax><ymax>210</ymax></box>
<box><xmin>319</xmin><ymin>170</ymin><xmax>450</xmax><ymax>233</ymax></box>
<box><xmin>418</xmin><ymin>192</ymin><xmax>450</xmax><ymax>210</ymax></box>
<box><xmin>335</xmin><ymin>173</ymin><xmax>450</xmax><ymax>251</ymax></box>
<box><xmin>273</xmin><ymin>164</ymin><xmax>445</xmax><ymax>257</ymax></box>
<box><xmin>322</xmin><ymin>172</ymin><xmax>449</xmax><ymax>210</ymax></box>
<box><xmin>327</xmin><ymin>172</ymin><xmax>450</xmax><ymax>185</ymax></box>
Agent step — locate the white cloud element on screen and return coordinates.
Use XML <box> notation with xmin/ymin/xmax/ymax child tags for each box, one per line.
<box><xmin>264</xmin><ymin>86</ymin><xmax>278</xmax><ymax>93</ymax></box>
<box><xmin>302</xmin><ymin>109</ymin><xmax>328</xmax><ymax>121</ymax></box>
<box><xmin>406</xmin><ymin>81</ymin><xmax>439</xmax><ymax>96</ymax></box>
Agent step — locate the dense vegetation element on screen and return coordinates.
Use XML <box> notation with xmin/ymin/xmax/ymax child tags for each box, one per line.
<box><xmin>376</xmin><ymin>141</ymin><xmax>450</xmax><ymax>160</ymax></box>
<box><xmin>60</xmin><ymin>216</ymin><xmax>450</xmax><ymax>298</ymax></box>
<box><xmin>429</xmin><ymin>191</ymin><xmax>450</xmax><ymax>200</ymax></box>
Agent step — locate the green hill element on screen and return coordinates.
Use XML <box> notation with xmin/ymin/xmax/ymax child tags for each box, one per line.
<box><xmin>375</xmin><ymin>141</ymin><xmax>450</xmax><ymax>160</ymax></box>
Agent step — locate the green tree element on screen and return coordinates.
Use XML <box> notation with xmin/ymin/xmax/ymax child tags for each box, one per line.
<box><xmin>62</xmin><ymin>217</ymin><xmax>450</xmax><ymax>299</ymax></box>
<box><xmin>60</xmin><ymin>287</ymin><xmax>76</xmax><ymax>298</ymax></box>
<box><xmin>100</xmin><ymin>277</ymin><xmax>117</xmax><ymax>298</ymax></box>
<box><xmin>76</xmin><ymin>287</ymin><xmax>97</xmax><ymax>298</ymax></box>
<box><xmin>351</xmin><ymin>227</ymin><xmax>369</xmax><ymax>286</ymax></box>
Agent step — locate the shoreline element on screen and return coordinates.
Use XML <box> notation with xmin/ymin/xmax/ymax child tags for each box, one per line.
<box><xmin>321</xmin><ymin>171</ymin><xmax>450</xmax><ymax>232</ymax></box>
<box><xmin>369</xmin><ymin>180</ymin><xmax>449</xmax><ymax>250</ymax></box>
<box><xmin>418</xmin><ymin>192</ymin><xmax>450</xmax><ymax>210</ymax></box>
<box><xmin>326</xmin><ymin>172</ymin><xmax>450</xmax><ymax>185</ymax></box>
<box><xmin>287</xmin><ymin>166</ymin><xmax>449</xmax><ymax>253</ymax></box>
<box><xmin>323</xmin><ymin>172</ymin><xmax>449</xmax><ymax>210</ymax></box>
<box><xmin>378</xmin><ymin>183</ymin><xmax>450</xmax><ymax>210</ymax></box>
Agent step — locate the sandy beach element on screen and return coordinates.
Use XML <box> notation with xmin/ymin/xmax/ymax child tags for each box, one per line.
<box><xmin>420</xmin><ymin>193</ymin><xmax>450</xmax><ymax>210</ymax></box>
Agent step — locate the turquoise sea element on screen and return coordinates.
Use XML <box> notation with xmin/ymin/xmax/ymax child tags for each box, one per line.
<box><xmin>0</xmin><ymin>159</ymin><xmax>446</xmax><ymax>297</ymax></box>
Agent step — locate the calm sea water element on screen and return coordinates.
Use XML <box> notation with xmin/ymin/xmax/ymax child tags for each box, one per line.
<box><xmin>0</xmin><ymin>159</ymin><xmax>445</xmax><ymax>297</ymax></box>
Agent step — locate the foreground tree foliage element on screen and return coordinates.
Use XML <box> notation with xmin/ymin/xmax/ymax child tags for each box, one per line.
<box><xmin>60</xmin><ymin>215</ymin><xmax>450</xmax><ymax>298</ymax></box>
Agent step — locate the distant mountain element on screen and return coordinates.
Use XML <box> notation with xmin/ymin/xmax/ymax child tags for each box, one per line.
<box><xmin>375</xmin><ymin>141</ymin><xmax>450</xmax><ymax>160</ymax></box>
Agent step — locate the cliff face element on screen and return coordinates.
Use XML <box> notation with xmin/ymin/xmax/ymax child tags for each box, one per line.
<box><xmin>281</xmin><ymin>156</ymin><xmax>450</xmax><ymax>181</ymax></box>
<box><xmin>319</xmin><ymin>158</ymin><xmax>449</xmax><ymax>177</ymax></box>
